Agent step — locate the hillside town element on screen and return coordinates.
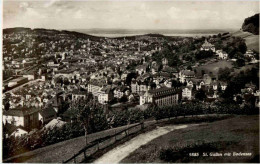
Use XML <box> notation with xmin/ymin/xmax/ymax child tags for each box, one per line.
<box><xmin>2</xmin><ymin>28</ymin><xmax>259</xmax><ymax>139</ymax></box>
<box><xmin>2</xmin><ymin>28</ymin><xmax>260</xmax><ymax>164</ymax></box>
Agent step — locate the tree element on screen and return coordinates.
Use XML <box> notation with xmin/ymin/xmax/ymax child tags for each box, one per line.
<box><xmin>235</xmin><ymin>95</ymin><xmax>243</xmax><ymax>104</ymax></box>
<box><xmin>235</xmin><ymin>58</ymin><xmax>245</xmax><ymax>67</ymax></box>
<box><xmin>119</xmin><ymin>96</ymin><xmax>128</xmax><ymax>103</ymax></box>
<box><xmin>218</xmin><ymin>67</ymin><xmax>231</xmax><ymax>81</ymax></box>
<box><xmin>126</xmin><ymin>72</ymin><xmax>137</xmax><ymax>86</ymax></box>
<box><xmin>195</xmin><ymin>89</ymin><xmax>207</xmax><ymax>101</ymax></box>
<box><xmin>187</xmin><ymin>65</ymin><xmax>192</xmax><ymax>70</ymax></box>
<box><xmin>75</xmin><ymin>96</ymin><xmax>95</xmax><ymax>145</ymax></box>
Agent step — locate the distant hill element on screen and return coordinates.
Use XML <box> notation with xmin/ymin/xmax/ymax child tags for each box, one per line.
<box><xmin>3</xmin><ymin>27</ymin><xmax>102</xmax><ymax>41</ymax></box>
<box><xmin>242</xmin><ymin>13</ymin><xmax>259</xmax><ymax>35</ymax></box>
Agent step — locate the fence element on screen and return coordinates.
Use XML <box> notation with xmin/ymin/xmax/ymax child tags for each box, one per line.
<box><xmin>62</xmin><ymin>122</ymin><xmax>144</xmax><ymax>163</ymax></box>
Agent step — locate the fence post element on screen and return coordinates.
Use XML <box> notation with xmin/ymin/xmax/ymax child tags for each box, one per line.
<box><xmin>84</xmin><ymin>149</ymin><xmax>87</xmax><ymax>159</ymax></box>
<box><xmin>97</xmin><ymin>141</ymin><xmax>99</xmax><ymax>150</ymax></box>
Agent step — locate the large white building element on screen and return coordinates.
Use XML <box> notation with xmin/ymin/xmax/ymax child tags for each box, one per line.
<box><xmin>140</xmin><ymin>87</ymin><xmax>180</xmax><ymax>106</ymax></box>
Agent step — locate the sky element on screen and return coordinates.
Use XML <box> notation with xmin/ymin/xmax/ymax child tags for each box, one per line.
<box><xmin>3</xmin><ymin>0</ymin><xmax>260</xmax><ymax>30</ymax></box>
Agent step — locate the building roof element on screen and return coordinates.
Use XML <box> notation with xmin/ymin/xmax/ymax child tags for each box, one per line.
<box><xmin>3</xmin><ymin>107</ymin><xmax>40</xmax><ymax>117</ymax></box>
<box><xmin>181</xmin><ymin>70</ymin><xmax>195</xmax><ymax>76</ymax></box>
<box><xmin>148</xmin><ymin>87</ymin><xmax>179</xmax><ymax>98</ymax></box>
<box><xmin>201</xmin><ymin>40</ymin><xmax>214</xmax><ymax>48</ymax></box>
<box><xmin>4</xmin><ymin>123</ymin><xmax>28</xmax><ymax>136</ymax></box>
<box><xmin>211</xmin><ymin>80</ymin><xmax>218</xmax><ymax>85</ymax></box>
<box><xmin>72</xmin><ymin>90</ymin><xmax>88</xmax><ymax>95</ymax></box>
<box><xmin>162</xmin><ymin>66</ymin><xmax>178</xmax><ymax>73</ymax></box>
<box><xmin>8</xmin><ymin>77</ymin><xmax>28</xmax><ymax>83</ymax></box>
<box><xmin>39</xmin><ymin>108</ymin><xmax>56</xmax><ymax>118</ymax></box>
<box><xmin>154</xmin><ymin>72</ymin><xmax>172</xmax><ymax>78</ymax></box>
<box><xmin>89</xmin><ymin>79</ymin><xmax>106</xmax><ymax>86</ymax></box>
<box><xmin>100</xmin><ymin>85</ymin><xmax>112</xmax><ymax>93</ymax></box>
<box><xmin>219</xmin><ymin>81</ymin><xmax>227</xmax><ymax>86</ymax></box>
<box><xmin>44</xmin><ymin>118</ymin><xmax>66</xmax><ymax>130</ymax></box>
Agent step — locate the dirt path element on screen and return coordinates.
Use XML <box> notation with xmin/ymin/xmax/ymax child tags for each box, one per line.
<box><xmin>94</xmin><ymin>124</ymin><xmax>197</xmax><ymax>164</ymax></box>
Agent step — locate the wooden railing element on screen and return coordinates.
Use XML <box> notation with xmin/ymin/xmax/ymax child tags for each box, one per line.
<box><xmin>62</xmin><ymin>122</ymin><xmax>144</xmax><ymax>163</ymax></box>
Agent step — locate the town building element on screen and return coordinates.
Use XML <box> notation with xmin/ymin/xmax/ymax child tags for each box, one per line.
<box><xmin>4</xmin><ymin>123</ymin><xmax>28</xmax><ymax>138</ymax></box>
<box><xmin>3</xmin><ymin>107</ymin><xmax>40</xmax><ymax>131</ymax></box>
<box><xmin>179</xmin><ymin>70</ymin><xmax>195</xmax><ymax>83</ymax></box>
<box><xmin>140</xmin><ymin>87</ymin><xmax>179</xmax><ymax>106</ymax></box>
<box><xmin>7</xmin><ymin>77</ymin><xmax>28</xmax><ymax>88</ymax></box>
<box><xmin>38</xmin><ymin>108</ymin><xmax>57</xmax><ymax>125</ymax></box>
<box><xmin>182</xmin><ymin>86</ymin><xmax>193</xmax><ymax>100</ymax></box>
<box><xmin>88</xmin><ymin>79</ymin><xmax>106</xmax><ymax>97</ymax></box>
<box><xmin>200</xmin><ymin>40</ymin><xmax>215</xmax><ymax>52</ymax></box>
<box><xmin>216</xmin><ymin>50</ymin><xmax>228</xmax><ymax>59</ymax></box>
<box><xmin>98</xmin><ymin>86</ymin><xmax>113</xmax><ymax>104</ymax></box>
<box><xmin>71</xmin><ymin>90</ymin><xmax>88</xmax><ymax>101</ymax></box>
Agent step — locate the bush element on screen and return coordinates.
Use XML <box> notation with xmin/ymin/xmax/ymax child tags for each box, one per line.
<box><xmin>159</xmin><ymin>148</ymin><xmax>181</xmax><ymax>162</ymax></box>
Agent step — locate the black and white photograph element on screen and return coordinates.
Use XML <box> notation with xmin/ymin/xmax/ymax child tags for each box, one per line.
<box><xmin>1</xmin><ymin>0</ymin><xmax>259</xmax><ymax>163</ymax></box>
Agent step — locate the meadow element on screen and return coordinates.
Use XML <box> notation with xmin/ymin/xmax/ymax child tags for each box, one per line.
<box><xmin>122</xmin><ymin>115</ymin><xmax>259</xmax><ymax>163</ymax></box>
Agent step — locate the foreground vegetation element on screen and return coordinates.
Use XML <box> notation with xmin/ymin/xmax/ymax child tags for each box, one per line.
<box><xmin>3</xmin><ymin>97</ymin><xmax>258</xmax><ymax>159</ymax></box>
<box><xmin>122</xmin><ymin>115</ymin><xmax>259</xmax><ymax>163</ymax></box>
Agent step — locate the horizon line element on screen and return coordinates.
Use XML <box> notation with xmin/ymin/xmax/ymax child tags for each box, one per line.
<box><xmin>3</xmin><ymin>27</ymin><xmax>239</xmax><ymax>31</ymax></box>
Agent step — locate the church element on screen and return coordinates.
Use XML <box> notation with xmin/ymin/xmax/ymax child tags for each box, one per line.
<box><xmin>200</xmin><ymin>40</ymin><xmax>215</xmax><ymax>52</ymax></box>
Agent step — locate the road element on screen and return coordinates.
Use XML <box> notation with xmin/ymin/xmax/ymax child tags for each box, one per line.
<box><xmin>94</xmin><ymin>124</ymin><xmax>199</xmax><ymax>163</ymax></box>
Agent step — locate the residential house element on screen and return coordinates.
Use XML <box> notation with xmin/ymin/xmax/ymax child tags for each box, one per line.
<box><xmin>182</xmin><ymin>86</ymin><xmax>193</xmax><ymax>100</ymax></box>
<box><xmin>71</xmin><ymin>90</ymin><xmax>88</xmax><ymax>101</ymax></box>
<box><xmin>88</xmin><ymin>79</ymin><xmax>106</xmax><ymax>97</ymax></box>
<box><xmin>186</xmin><ymin>80</ymin><xmax>194</xmax><ymax>88</ymax></box>
<box><xmin>114</xmin><ymin>86</ymin><xmax>129</xmax><ymax>99</ymax></box>
<box><xmin>131</xmin><ymin>80</ymin><xmax>150</xmax><ymax>93</ymax></box>
<box><xmin>203</xmin><ymin>74</ymin><xmax>212</xmax><ymax>86</ymax></box>
<box><xmin>136</xmin><ymin>64</ymin><xmax>148</xmax><ymax>75</ymax></box>
<box><xmin>244</xmin><ymin>50</ymin><xmax>255</xmax><ymax>58</ymax></box>
<box><xmin>3</xmin><ymin>107</ymin><xmax>40</xmax><ymax>131</ymax></box>
<box><xmin>212</xmin><ymin>81</ymin><xmax>218</xmax><ymax>91</ymax></box>
<box><xmin>98</xmin><ymin>86</ymin><xmax>113</xmax><ymax>104</ymax></box>
<box><xmin>161</xmin><ymin>66</ymin><xmax>179</xmax><ymax>78</ymax></box>
<box><xmin>38</xmin><ymin>108</ymin><xmax>57</xmax><ymax>125</ymax></box>
<box><xmin>4</xmin><ymin>123</ymin><xmax>28</xmax><ymax>138</ymax></box>
<box><xmin>194</xmin><ymin>79</ymin><xmax>205</xmax><ymax>90</ymax></box>
<box><xmin>216</xmin><ymin>50</ymin><xmax>228</xmax><ymax>59</ymax></box>
<box><xmin>179</xmin><ymin>70</ymin><xmax>195</xmax><ymax>83</ymax></box>
<box><xmin>162</xmin><ymin>58</ymin><xmax>168</xmax><ymax>66</ymax></box>
<box><xmin>220</xmin><ymin>81</ymin><xmax>227</xmax><ymax>91</ymax></box>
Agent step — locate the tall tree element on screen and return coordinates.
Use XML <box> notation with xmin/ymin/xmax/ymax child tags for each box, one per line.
<box><xmin>75</xmin><ymin>94</ymin><xmax>95</xmax><ymax>145</ymax></box>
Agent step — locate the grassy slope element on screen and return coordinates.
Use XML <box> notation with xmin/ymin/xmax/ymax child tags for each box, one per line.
<box><xmin>4</xmin><ymin>123</ymin><xmax>139</xmax><ymax>163</ymax></box>
<box><xmin>194</xmin><ymin>60</ymin><xmax>233</xmax><ymax>77</ymax></box>
<box><xmin>231</xmin><ymin>30</ymin><xmax>259</xmax><ymax>53</ymax></box>
<box><xmin>122</xmin><ymin>115</ymin><xmax>259</xmax><ymax>163</ymax></box>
